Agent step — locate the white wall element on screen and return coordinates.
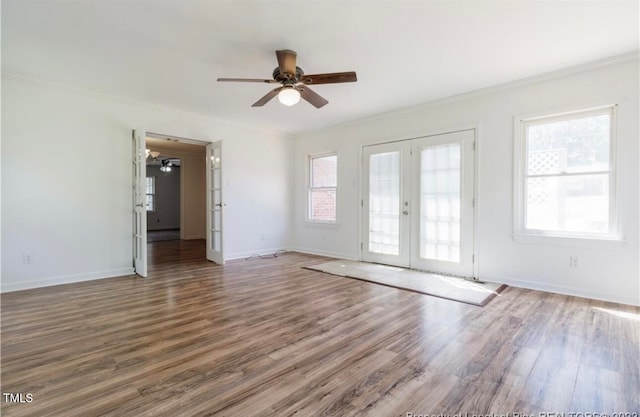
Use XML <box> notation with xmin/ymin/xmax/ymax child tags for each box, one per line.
<box><xmin>1</xmin><ymin>76</ymin><xmax>293</xmax><ymax>292</ymax></box>
<box><xmin>292</xmin><ymin>58</ymin><xmax>640</xmax><ymax>306</ymax></box>
<box><xmin>223</xmin><ymin>132</ymin><xmax>294</xmax><ymax>259</ymax></box>
<box><xmin>3</xmin><ymin>59</ymin><xmax>637</xmax><ymax>305</ymax></box>
<box><xmin>178</xmin><ymin>153</ymin><xmax>206</xmax><ymax>240</ymax></box>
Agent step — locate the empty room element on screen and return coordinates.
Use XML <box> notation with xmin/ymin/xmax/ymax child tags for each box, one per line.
<box><xmin>1</xmin><ymin>1</ymin><xmax>639</xmax><ymax>416</ymax></box>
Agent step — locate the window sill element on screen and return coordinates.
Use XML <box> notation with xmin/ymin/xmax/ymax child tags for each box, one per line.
<box><xmin>304</xmin><ymin>220</ymin><xmax>340</xmax><ymax>229</ymax></box>
<box><xmin>513</xmin><ymin>232</ymin><xmax>625</xmax><ymax>249</ymax></box>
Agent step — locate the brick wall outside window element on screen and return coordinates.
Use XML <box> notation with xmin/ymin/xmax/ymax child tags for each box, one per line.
<box><xmin>309</xmin><ymin>154</ymin><xmax>337</xmax><ymax>222</ymax></box>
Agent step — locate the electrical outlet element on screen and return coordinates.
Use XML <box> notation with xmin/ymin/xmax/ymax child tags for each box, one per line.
<box><xmin>22</xmin><ymin>254</ymin><xmax>34</xmax><ymax>264</ymax></box>
<box><xmin>569</xmin><ymin>256</ymin><xmax>579</xmax><ymax>268</ymax></box>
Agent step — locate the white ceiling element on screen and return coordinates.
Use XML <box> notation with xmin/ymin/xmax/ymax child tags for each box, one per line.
<box><xmin>2</xmin><ymin>0</ymin><xmax>638</xmax><ymax>134</ymax></box>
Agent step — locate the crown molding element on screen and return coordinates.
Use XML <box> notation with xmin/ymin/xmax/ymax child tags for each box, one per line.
<box><xmin>4</xmin><ymin>50</ymin><xmax>638</xmax><ymax>139</ymax></box>
<box><xmin>0</xmin><ymin>72</ymin><xmax>283</xmax><ymax>137</ymax></box>
<box><xmin>297</xmin><ymin>51</ymin><xmax>640</xmax><ymax>138</ymax></box>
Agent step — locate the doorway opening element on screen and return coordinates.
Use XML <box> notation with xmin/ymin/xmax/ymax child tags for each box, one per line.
<box><xmin>145</xmin><ymin>134</ymin><xmax>208</xmax><ymax>242</ymax></box>
<box><xmin>133</xmin><ymin>130</ymin><xmax>216</xmax><ymax>277</ymax></box>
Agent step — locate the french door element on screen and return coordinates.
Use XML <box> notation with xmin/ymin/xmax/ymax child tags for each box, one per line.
<box><xmin>132</xmin><ymin>129</ymin><xmax>147</xmax><ymax>277</ymax></box>
<box><xmin>206</xmin><ymin>141</ymin><xmax>224</xmax><ymax>264</ymax></box>
<box><xmin>362</xmin><ymin>129</ymin><xmax>476</xmax><ymax>277</ymax></box>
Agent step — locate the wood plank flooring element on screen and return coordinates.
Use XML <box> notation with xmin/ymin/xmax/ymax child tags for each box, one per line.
<box><xmin>1</xmin><ymin>239</ymin><xmax>639</xmax><ymax>416</ymax></box>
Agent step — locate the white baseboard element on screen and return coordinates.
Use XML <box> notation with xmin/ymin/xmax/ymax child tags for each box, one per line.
<box><xmin>1</xmin><ymin>267</ymin><xmax>135</xmax><ymax>293</ymax></box>
<box><xmin>291</xmin><ymin>248</ymin><xmax>639</xmax><ymax>306</ymax></box>
<box><xmin>182</xmin><ymin>235</ymin><xmax>205</xmax><ymax>240</ymax></box>
<box><xmin>225</xmin><ymin>247</ymin><xmax>293</xmax><ymax>261</ymax></box>
<box><xmin>6</xmin><ymin>258</ymin><xmax>634</xmax><ymax>307</ymax></box>
<box><xmin>492</xmin><ymin>276</ymin><xmax>640</xmax><ymax>307</ymax></box>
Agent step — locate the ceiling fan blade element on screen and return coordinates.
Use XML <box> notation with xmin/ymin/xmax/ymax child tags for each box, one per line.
<box><xmin>217</xmin><ymin>78</ymin><xmax>277</xmax><ymax>83</ymax></box>
<box><xmin>276</xmin><ymin>49</ymin><xmax>297</xmax><ymax>77</ymax></box>
<box><xmin>300</xmin><ymin>71</ymin><xmax>357</xmax><ymax>85</ymax></box>
<box><xmin>299</xmin><ymin>86</ymin><xmax>328</xmax><ymax>109</ymax></box>
<box><xmin>252</xmin><ymin>87</ymin><xmax>283</xmax><ymax>107</ymax></box>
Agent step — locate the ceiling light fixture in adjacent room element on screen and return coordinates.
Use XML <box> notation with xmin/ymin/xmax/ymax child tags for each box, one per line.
<box><xmin>160</xmin><ymin>159</ymin><xmax>172</xmax><ymax>173</ymax></box>
<box><xmin>146</xmin><ymin>149</ymin><xmax>160</xmax><ymax>159</ymax></box>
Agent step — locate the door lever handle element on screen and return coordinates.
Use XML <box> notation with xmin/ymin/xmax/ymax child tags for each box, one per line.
<box><xmin>136</xmin><ymin>204</ymin><xmax>144</xmax><ymax>208</ymax></box>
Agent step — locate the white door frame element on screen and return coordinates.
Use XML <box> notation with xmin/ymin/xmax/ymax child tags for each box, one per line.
<box><xmin>360</xmin><ymin>128</ymin><xmax>478</xmax><ymax>278</ymax></box>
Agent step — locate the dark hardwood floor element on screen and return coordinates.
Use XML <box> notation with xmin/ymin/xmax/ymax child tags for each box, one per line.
<box><xmin>1</xmin><ymin>239</ymin><xmax>639</xmax><ymax>416</ymax></box>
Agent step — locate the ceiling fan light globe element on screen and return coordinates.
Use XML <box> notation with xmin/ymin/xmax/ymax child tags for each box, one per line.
<box><xmin>278</xmin><ymin>88</ymin><xmax>300</xmax><ymax>106</ymax></box>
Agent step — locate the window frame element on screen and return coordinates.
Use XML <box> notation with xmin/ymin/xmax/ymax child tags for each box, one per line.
<box><xmin>146</xmin><ymin>176</ymin><xmax>156</xmax><ymax>212</ymax></box>
<box><xmin>513</xmin><ymin>104</ymin><xmax>621</xmax><ymax>244</ymax></box>
<box><xmin>307</xmin><ymin>152</ymin><xmax>338</xmax><ymax>224</ymax></box>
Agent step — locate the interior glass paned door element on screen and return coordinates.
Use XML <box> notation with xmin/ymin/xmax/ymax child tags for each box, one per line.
<box><xmin>206</xmin><ymin>141</ymin><xmax>224</xmax><ymax>264</ymax></box>
<box><xmin>132</xmin><ymin>129</ymin><xmax>147</xmax><ymax>277</ymax></box>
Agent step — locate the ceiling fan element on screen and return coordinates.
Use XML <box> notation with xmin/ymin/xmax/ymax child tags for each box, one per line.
<box><xmin>217</xmin><ymin>49</ymin><xmax>357</xmax><ymax>108</ymax></box>
<box><xmin>160</xmin><ymin>159</ymin><xmax>173</xmax><ymax>173</ymax></box>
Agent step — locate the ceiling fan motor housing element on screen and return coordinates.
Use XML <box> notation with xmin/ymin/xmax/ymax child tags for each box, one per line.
<box><xmin>273</xmin><ymin>66</ymin><xmax>304</xmax><ymax>82</ymax></box>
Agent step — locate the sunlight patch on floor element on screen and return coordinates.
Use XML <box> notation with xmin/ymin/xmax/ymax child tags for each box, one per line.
<box><xmin>593</xmin><ymin>307</ymin><xmax>640</xmax><ymax>322</ymax></box>
<box><xmin>307</xmin><ymin>260</ymin><xmax>506</xmax><ymax>306</ymax></box>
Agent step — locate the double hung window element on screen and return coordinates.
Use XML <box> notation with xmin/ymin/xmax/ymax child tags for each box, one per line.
<box><xmin>515</xmin><ymin>106</ymin><xmax>618</xmax><ymax>240</ymax></box>
<box><xmin>146</xmin><ymin>176</ymin><xmax>156</xmax><ymax>211</ymax></box>
<box><xmin>308</xmin><ymin>154</ymin><xmax>337</xmax><ymax>222</ymax></box>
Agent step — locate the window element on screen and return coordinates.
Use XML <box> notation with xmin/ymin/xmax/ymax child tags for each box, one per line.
<box><xmin>146</xmin><ymin>176</ymin><xmax>156</xmax><ymax>211</ymax></box>
<box><xmin>308</xmin><ymin>153</ymin><xmax>337</xmax><ymax>222</ymax></box>
<box><xmin>515</xmin><ymin>105</ymin><xmax>617</xmax><ymax>240</ymax></box>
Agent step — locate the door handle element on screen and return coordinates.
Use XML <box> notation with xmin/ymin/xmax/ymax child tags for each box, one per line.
<box><xmin>403</xmin><ymin>210</ymin><xmax>409</xmax><ymax>215</ymax></box>
<box><xmin>136</xmin><ymin>204</ymin><xmax>144</xmax><ymax>208</ymax></box>
<box><xmin>215</xmin><ymin>203</ymin><xmax>222</xmax><ymax>207</ymax></box>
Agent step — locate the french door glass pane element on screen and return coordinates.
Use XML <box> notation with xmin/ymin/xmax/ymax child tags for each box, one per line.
<box><xmin>212</xmin><ymin>231</ymin><xmax>220</xmax><ymax>250</ymax></box>
<box><xmin>369</xmin><ymin>151</ymin><xmax>400</xmax><ymax>255</ymax></box>
<box><xmin>420</xmin><ymin>143</ymin><xmax>461</xmax><ymax>262</ymax></box>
